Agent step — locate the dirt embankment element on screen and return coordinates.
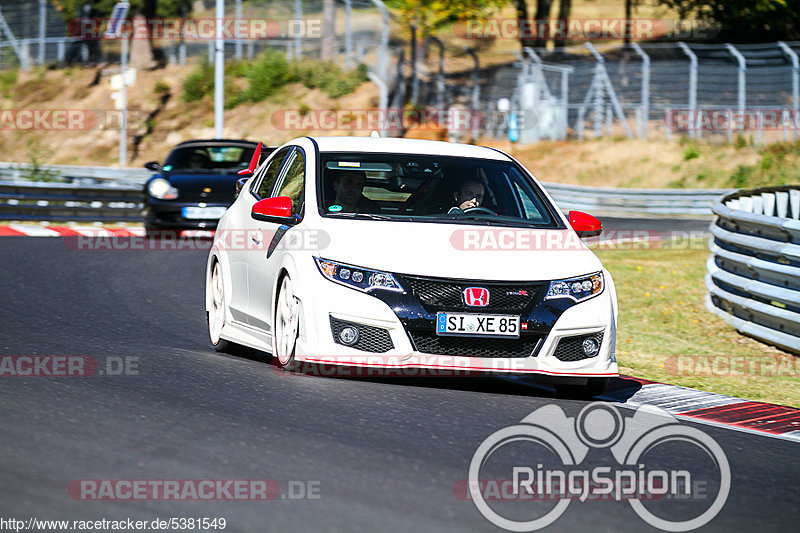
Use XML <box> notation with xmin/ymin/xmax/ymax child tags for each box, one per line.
<box><xmin>1</xmin><ymin>64</ymin><xmax>796</xmax><ymax>189</ymax></box>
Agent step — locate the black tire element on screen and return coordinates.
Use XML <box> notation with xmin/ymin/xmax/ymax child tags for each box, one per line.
<box><xmin>555</xmin><ymin>378</ymin><xmax>609</xmax><ymax>400</ymax></box>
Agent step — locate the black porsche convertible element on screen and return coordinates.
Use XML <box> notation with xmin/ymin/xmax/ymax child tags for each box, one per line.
<box><xmin>143</xmin><ymin>139</ymin><xmax>274</xmax><ymax>233</ymax></box>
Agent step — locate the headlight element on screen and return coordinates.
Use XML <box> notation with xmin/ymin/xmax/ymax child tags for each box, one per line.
<box><xmin>546</xmin><ymin>272</ymin><xmax>603</xmax><ymax>302</ymax></box>
<box><xmin>147</xmin><ymin>178</ymin><xmax>178</xmax><ymax>200</ymax></box>
<box><xmin>314</xmin><ymin>257</ymin><xmax>404</xmax><ymax>293</ymax></box>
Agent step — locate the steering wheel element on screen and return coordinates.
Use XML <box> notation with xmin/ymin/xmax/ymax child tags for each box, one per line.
<box><xmin>463</xmin><ymin>206</ymin><xmax>497</xmax><ymax>216</ymax></box>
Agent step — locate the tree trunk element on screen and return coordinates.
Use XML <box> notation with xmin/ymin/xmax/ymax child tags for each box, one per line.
<box><xmin>533</xmin><ymin>0</ymin><xmax>553</xmax><ymax>49</ymax></box>
<box><xmin>515</xmin><ymin>0</ymin><xmax>536</xmax><ymax>51</ymax></box>
<box><xmin>554</xmin><ymin>0</ymin><xmax>572</xmax><ymax>50</ymax></box>
<box><xmin>321</xmin><ymin>0</ymin><xmax>336</xmax><ymax>61</ymax></box>
<box><xmin>625</xmin><ymin>0</ymin><xmax>632</xmax><ymax>45</ymax></box>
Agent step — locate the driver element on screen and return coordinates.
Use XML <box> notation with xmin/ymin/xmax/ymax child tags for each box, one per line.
<box><xmin>330</xmin><ymin>170</ymin><xmax>380</xmax><ymax>213</ymax></box>
<box><xmin>188</xmin><ymin>151</ymin><xmax>208</xmax><ymax>169</ymax></box>
<box><xmin>452</xmin><ymin>179</ymin><xmax>485</xmax><ymax>210</ymax></box>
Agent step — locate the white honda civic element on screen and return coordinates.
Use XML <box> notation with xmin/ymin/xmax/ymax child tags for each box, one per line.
<box><xmin>206</xmin><ymin>136</ymin><xmax>618</xmax><ymax>396</ymax></box>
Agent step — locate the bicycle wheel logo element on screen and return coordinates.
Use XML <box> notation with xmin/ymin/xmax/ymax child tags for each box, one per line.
<box><xmin>468</xmin><ymin>403</ymin><xmax>730</xmax><ymax>532</ymax></box>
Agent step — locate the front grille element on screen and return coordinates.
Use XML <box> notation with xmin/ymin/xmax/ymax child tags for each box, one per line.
<box><xmin>330</xmin><ymin>317</ymin><xmax>394</xmax><ymax>353</ymax></box>
<box><xmin>400</xmin><ymin>275</ymin><xmax>543</xmax><ymax>313</ymax></box>
<box><xmin>552</xmin><ymin>332</ymin><xmax>604</xmax><ymax>362</ymax></box>
<box><xmin>407</xmin><ymin>331</ymin><xmax>542</xmax><ymax>358</ymax></box>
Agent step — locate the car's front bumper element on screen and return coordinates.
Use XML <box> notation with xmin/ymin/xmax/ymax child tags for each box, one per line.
<box><xmin>291</xmin><ymin>270</ymin><xmax>618</xmax><ymax>378</ymax></box>
<box><xmin>144</xmin><ymin>201</ymin><xmax>229</xmax><ymax>230</ymax></box>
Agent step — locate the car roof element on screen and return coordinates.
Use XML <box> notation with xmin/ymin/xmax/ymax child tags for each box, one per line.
<box><xmin>173</xmin><ymin>139</ymin><xmax>260</xmax><ymax>149</ymax></box>
<box><xmin>307</xmin><ymin>137</ymin><xmax>511</xmax><ymax>161</ymax></box>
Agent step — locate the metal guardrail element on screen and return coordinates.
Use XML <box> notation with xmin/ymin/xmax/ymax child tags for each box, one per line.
<box><xmin>0</xmin><ymin>162</ymin><xmax>150</xmax><ymax>186</ymax></box>
<box><xmin>706</xmin><ymin>186</ymin><xmax>800</xmax><ymax>354</ymax></box>
<box><xmin>0</xmin><ymin>181</ymin><xmax>142</xmax><ymax>222</ymax></box>
<box><xmin>0</xmin><ymin>164</ymin><xmax>730</xmax><ymax>222</ymax></box>
<box><xmin>541</xmin><ymin>182</ymin><xmax>731</xmax><ymax>216</ymax></box>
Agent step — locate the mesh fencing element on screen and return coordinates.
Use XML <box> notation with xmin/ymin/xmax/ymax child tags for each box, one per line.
<box><xmin>478</xmin><ymin>41</ymin><xmax>800</xmax><ymax>143</ymax></box>
<box><xmin>0</xmin><ymin>0</ymin><xmax>390</xmax><ymax>78</ymax></box>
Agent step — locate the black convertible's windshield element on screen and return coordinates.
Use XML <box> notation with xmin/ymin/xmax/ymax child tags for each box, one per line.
<box><xmin>318</xmin><ymin>153</ymin><xmax>560</xmax><ymax>227</ymax></box>
<box><xmin>163</xmin><ymin>145</ymin><xmax>255</xmax><ymax>173</ymax></box>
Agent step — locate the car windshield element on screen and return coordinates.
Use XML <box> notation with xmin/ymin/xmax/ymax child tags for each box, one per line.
<box><xmin>318</xmin><ymin>153</ymin><xmax>559</xmax><ymax>227</ymax></box>
<box><xmin>163</xmin><ymin>145</ymin><xmax>255</xmax><ymax>173</ymax></box>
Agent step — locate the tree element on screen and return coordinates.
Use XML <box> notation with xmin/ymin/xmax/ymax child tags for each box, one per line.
<box><xmin>532</xmin><ymin>0</ymin><xmax>553</xmax><ymax>48</ymax></box>
<box><xmin>387</xmin><ymin>0</ymin><xmax>506</xmax><ymax>39</ymax></box>
<box><xmin>656</xmin><ymin>0</ymin><xmax>800</xmax><ymax>42</ymax></box>
<box><xmin>52</xmin><ymin>0</ymin><xmax>192</xmax><ymax>21</ymax></box>
<box><xmin>553</xmin><ymin>0</ymin><xmax>571</xmax><ymax>49</ymax></box>
<box><xmin>515</xmin><ymin>0</ymin><xmax>535</xmax><ymax>50</ymax></box>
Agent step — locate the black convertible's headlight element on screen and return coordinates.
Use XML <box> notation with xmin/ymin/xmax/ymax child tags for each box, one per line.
<box><xmin>314</xmin><ymin>257</ymin><xmax>404</xmax><ymax>293</ymax></box>
<box><xmin>545</xmin><ymin>272</ymin><xmax>604</xmax><ymax>302</ymax></box>
<box><xmin>147</xmin><ymin>178</ymin><xmax>179</xmax><ymax>200</ymax></box>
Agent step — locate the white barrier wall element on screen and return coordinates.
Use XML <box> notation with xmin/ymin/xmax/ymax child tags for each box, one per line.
<box><xmin>706</xmin><ymin>186</ymin><xmax>800</xmax><ymax>354</ymax></box>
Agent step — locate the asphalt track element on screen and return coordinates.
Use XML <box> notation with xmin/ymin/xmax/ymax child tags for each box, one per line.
<box><xmin>1</xmin><ymin>229</ymin><xmax>798</xmax><ymax>532</ymax></box>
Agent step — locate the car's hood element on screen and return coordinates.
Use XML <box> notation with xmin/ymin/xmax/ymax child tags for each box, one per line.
<box><xmin>306</xmin><ymin>218</ymin><xmax>603</xmax><ymax>281</ymax></box>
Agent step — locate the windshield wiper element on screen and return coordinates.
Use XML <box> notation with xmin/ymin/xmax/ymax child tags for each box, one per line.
<box><xmin>327</xmin><ymin>212</ymin><xmax>393</xmax><ymax>220</ymax></box>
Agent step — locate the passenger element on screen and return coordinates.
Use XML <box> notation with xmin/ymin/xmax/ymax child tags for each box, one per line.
<box><xmin>330</xmin><ymin>170</ymin><xmax>380</xmax><ymax>213</ymax></box>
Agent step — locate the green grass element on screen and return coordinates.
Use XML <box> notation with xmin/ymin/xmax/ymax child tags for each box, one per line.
<box><xmin>595</xmin><ymin>238</ymin><xmax>800</xmax><ymax>407</ymax></box>
<box><xmin>181</xmin><ymin>51</ymin><xmax>368</xmax><ymax>108</ymax></box>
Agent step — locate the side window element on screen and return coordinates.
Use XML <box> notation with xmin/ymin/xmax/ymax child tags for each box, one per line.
<box><xmin>253</xmin><ymin>147</ymin><xmax>291</xmax><ymax>199</ymax></box>
<box><xmin>273</xmin><ymin>148</ymin><xmax>305</xmax><ymax>217</ymax></box>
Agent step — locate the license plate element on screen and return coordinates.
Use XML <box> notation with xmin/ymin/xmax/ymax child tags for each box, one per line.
<box><xmin>182</xmin><ymin>206</ymin><xmax>227</xmax><ymax>220</ymax></box>
<box><xmin>436</xmin><ymin>313</ymin><xmax>520</xmax><ymax>338</ymax></box>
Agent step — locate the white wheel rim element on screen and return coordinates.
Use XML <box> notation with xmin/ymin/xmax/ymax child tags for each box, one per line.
<box><xmin>209</xmin><ymin>262</ymin><xmax>225</xmax><ymax>344</ymax></box>
<box><xmin>275</xmin><ymin>276</ymin><xmax>299</xmax><ymax>365</ymax></box>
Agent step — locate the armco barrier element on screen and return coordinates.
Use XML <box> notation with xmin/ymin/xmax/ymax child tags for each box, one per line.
<box><xmin>706</xmin><ymin>186</ymin><xmax>800</xmax><ymax>354</ymax></box>
<box><xmin>0</xmin><ymin>162</ymin><xmax>150</xmax><ymax>186</ymax></box>
<box><xmin>0</xmin><ymin>181</ymin><xmax>142</xmax><ymax>222</ymax></box>
<box><xmin>541</xmin><ymin>182</ymin><xmax>732</xmax><ymax>216</ymax></box>
<box><xmin>0</xmin><ymin>162</ymin><xmax>730</xmax><ymax>221</ymax></box>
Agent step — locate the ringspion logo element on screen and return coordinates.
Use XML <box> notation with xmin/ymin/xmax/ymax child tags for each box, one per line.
<box><xmin>466</xmin><ymin>403</ymin><xmax>729</xmax><ymax>531</ymax></box>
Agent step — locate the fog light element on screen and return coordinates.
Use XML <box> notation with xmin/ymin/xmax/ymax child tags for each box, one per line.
<box><xmin>582</xmin><ymin>337</ymin><xmax>600</xmax><ymax>356</ymax></box>
<box><xmin>339</xmin><ymin>326</ymin><xmax>359</xmax><ymax>346</ymax></box>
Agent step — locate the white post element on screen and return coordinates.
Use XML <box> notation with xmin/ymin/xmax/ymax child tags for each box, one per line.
<box><xmin>727</xmin><ymin>44</ymin><xmax>746</xmax><ymax>142</ymax></box>
<box><xmin>367</xmin><ymin>72</ymin><xmax>387</xmax><ymax>137</ymax></box>
<box><xmin>778</xmin><ymin>41</ymin><xmax>798</xmax><ymax>142</ymax></box>
<box><xmin>120</xmin><ymin>36</ymin><xmax>128</xmax><ymax>166</ymax></box>
<box><xmin>215</xmin><ymin>0</ymin><xmax>225</xmax><ymax>139</ymax></box>
<box><xmin>38</xmin><ymin>0</ymin><xmax>46</xmax><ymax>65</ymax></box>
<box><xmin>235</xmin><ymin>0</ymin><xmax>242</xmax><ymax>59</ymax></box>
<box><xmin>631</xmin><ymin>43</ymin><xmax>649</xmax><ymax>140</ymax></box>
<box><xmin>678</xmin><ymin>42</ymin><xmax>698</xmax><ymax>139</ymax></box>
<box><xmin>294</xmin><ymin>0</ymin><xmax>302</xmax><ymax>61</ymax></box>
<box><xmin>344</xmin><ymin>0</ymin><xmax>353</xmax><ymax>69</ymax></box>
<box><xmin>370</xmin><ymin>0</ymin><xmax>389</xmax><ymax>84</ymax></box>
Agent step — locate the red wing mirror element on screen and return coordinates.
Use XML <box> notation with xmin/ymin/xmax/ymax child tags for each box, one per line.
<box><xmin>252</xmin><ymin>196</ymin><xmax>293</xmax><ymax>221</ymax></box>
<box><xmin>569</xmin><ymin>211</ymin><xmax>602</xmax><ymax>238</ymax></box>
<box><xmin>238</xmin><ymin>141</ymin><xmax>262</xmax><ymax>176</ymax></box>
